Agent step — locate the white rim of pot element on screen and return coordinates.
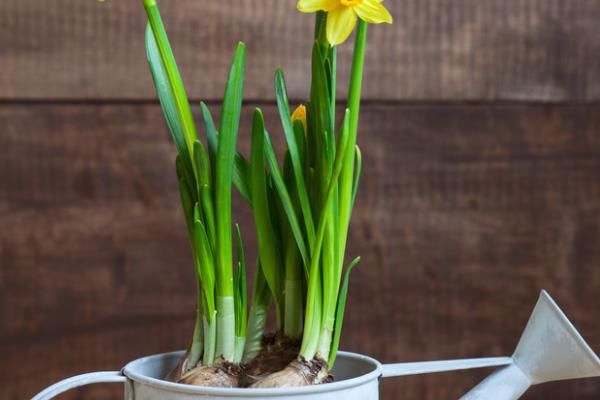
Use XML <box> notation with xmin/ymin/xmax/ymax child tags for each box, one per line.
<box><xmin>123</xmin><ymin>350</ymin><xmax>383</xmax><ymax>397</ymax></box>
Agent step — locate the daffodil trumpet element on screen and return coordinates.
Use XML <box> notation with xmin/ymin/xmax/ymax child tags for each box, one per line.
<box><xmin>141</xmin><ymin>0</ymin><xmax>390</xmax><ymax>389</ymax></box>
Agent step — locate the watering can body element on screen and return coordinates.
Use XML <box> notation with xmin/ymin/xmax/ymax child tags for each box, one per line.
<box><xmin>31</xmin><ymin>351</ymin><xmax>511</xmax><ymax>400</ymax></box>
<box><xmin>33</xmin><ymin>351</ymin><xmax>383</xmax><ymax>400</ymax></box>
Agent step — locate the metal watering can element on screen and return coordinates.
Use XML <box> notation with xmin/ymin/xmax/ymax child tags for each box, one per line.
<box><xmin>32</xmin><ymin>291</ymin><xmax>600</xmax><ymax>400</ymax></box>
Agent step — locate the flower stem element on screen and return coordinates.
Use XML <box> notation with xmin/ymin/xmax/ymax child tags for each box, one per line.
<box><xmin>337</xmin><ymin>20</ymin><xmax>367</xmax><ymax>273</ymax></box>
<box><xmin>347</xmin><ymin>21</ymin><xmax>367</xmax><ymax>138</ymax></box>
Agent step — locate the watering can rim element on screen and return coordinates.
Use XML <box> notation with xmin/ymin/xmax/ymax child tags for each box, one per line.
<box><xmin>122</xmin><ymin>350</ymin><xmax>384</xmax><ymax>396</ymax></box>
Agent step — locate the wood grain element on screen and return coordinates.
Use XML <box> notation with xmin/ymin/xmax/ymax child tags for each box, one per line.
<box><xmin>1</xmin><ymin>0</ymin><xmax>600</xmax><ymax>101</ymax></box>
<box><xmin>1</xmin><ymin>103</ymin><xmax>600</xmax><ymax>399</ymax></box>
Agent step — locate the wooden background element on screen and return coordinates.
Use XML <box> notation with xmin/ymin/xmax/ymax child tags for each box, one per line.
<box><xmin>1</xmin><ymin>1</ymin><xmax>600</xmax><ymax>399</ymax></box>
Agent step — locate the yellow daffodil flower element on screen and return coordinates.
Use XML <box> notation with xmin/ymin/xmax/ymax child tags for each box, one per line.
<box><xmin>291</xmin><ymin>104</ymin><xmax>307</xmax><ymax>133</ymax></box>
<box><xmin>297</xmin><ymin>0</ymin><xmax>392</xmax><ymax>46</ymax></box>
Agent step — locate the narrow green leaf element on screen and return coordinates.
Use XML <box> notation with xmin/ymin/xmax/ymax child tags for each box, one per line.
<box><xmin>211</xmin><ymin>41</ymin><xmax>245</xmax><ymax>362</ymax></box>
<box><xmin>328</xmin><ymin>256</ymin><xmax>361</xmax><ymax>367</ymax></box>
<box><xmin>234</xmin><ymin>225</ymin><xmax>246</xmax><ymax>281</ymax></box>
<box><xmin>214</xmin><ymin>42</ymin><xmax>245</xmax><ymax>299</ymax></box>
<box><xmin>188</xmin><ymin>308</ymin><xmax>203</xmax><ymax>369</ymax></box>
<box><xmin>292</xmin><ymin>120</ymin><xmax>306</xmax><ymax>171</ymax></box>
<box><xmin>303</xmin><ymin>111</ymin><xmax>351</xmax><ymax>359</ymax></box>
<box><xmin>200</xmin><ymin>101</ymin><xmax>218</xmax><ymax>168</ymax></box>
<box><xmin>328</xmin><ymin>110</ymin><xmax>352</xmax><ymax>199</ymax></box>
<box><xmin>262</xmin><ymin>130</ymin><xmax>309</xmax><ymax>269</ymax></box>
<box><xmin>143</xmin><ymin>4</ymin><xmax>198</xmax><ymax>163</ymax></box>
<box><xmin>234</xmin><ymin>155</ymin><xmax>253</xmax><ymax>204</ymax></box>
<box><xmin>175</xmin><ymin>155</ymin><xmax>195</xmax><ymax>234</ymax></box>
<box><xmin>234</xmin><ymin>224</ymin><xmax>247</xmax><ymax>337</ymax></box>
<box><xmin>252</xmin><ymin>260</ymin><xmax>272</xmax><ymax>308</ymax></box>
<box><xmin>194</xmin><ymin>140</ymin><xmax>216</xmax><ymax>250</ymax></box>
<box><xmin>351</xmin><ymin>145</ymin><xmax>362</xmax><ymax>208</ymax></box>
<box><xmin>279</xmin><ymin>153</ymin><xmax>304</xmax><ymax>338</ymax></box>
<box><xmin>201</xmin><ymin>101</ymin><xmax>253</xmax><ymax>204</ymax></box>
<box><xmin>193</xmin><ymin>204</ymin><xmax>216</xmax><ymax>319</ymax></box>
<box><xmin>145</xmin><ymin>24</ymin><xmax>186</xmax><ymax>155</ymax></box>
<box><xmin>310</xmin><ymin>43</ymin><xmax>333</xmax><ymax>147</ymax></box>
<box><xmin>275</xmin><ymin>69</ymin><xmax>315</xmax><ymax>249</ymax></box>
<box><xmin>250</xmin><ymin>109</ymin><xmax>283</xmax><ymax>312</ymax></box>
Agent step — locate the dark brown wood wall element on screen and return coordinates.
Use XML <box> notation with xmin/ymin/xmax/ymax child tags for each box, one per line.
<box><xmin>1</xmin><ymin>1</ymin><xmax>599</xmax><ymax>399</ymax></box>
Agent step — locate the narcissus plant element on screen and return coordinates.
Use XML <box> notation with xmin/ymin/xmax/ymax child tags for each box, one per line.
<box><xmin>140</xmin><ymin>0</ymin><xmax>392</xmax><ymax>388</ymax></box>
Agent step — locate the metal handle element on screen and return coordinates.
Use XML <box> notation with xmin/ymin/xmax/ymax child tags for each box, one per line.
<box><xmin>381</xmin><ymin>357</ymin><xmax>513</xmax><ymax>378</ymax></box>
<box><xmin>31</xmin><ymin>371</ymin><xmax>127</xmax><ymax>400</ymax></box>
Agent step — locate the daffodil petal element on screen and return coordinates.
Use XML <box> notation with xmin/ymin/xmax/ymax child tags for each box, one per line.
<box><xmin>326</xmin><ymin>7</ymin><xmax>357</xmax><ymax>46</ymax></box>
<box><xmin>297</xmin><ymin>0</ymin><xmax>339</xmax><ymax>13</ymax></box>
<box><xmin>354</xmin><ymin>0</ymin><xmax>393</xmax><ymax>24</ymax></box>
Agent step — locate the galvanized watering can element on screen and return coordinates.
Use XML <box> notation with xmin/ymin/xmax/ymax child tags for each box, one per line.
<box><xmin>32</xmin><ymin>291</ymin><xmax>600</xmax><ymax>400</ymax></box>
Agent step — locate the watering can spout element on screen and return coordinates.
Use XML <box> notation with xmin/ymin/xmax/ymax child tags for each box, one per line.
<box><xmin>461</xmin><ymin>290</ymin><xmax>600</xmax><ymax>400</ymax></box>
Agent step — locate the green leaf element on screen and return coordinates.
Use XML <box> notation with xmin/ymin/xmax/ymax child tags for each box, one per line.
<box><xmin>329</xmin><ymin>110</ymin><xmax>352</xmax><ymax>198</ymax></box>
<box><xmin>214</xmin><ymin>42</ymin><xmax>246</xmax><ymax>298</ymax></box>
<box><xmin>234</xmin><ymin>224</ymin><xmax>247</xmax><ymax>337</ymax></box>
<box><xmin>262</xmin><ymin>130</ymin><xmax>310</xmax><ymax>270</ymax></box>
<box><xmin>312</xmin><ymin>110</ymin><xmax>352</xmax><ymax>251</ymax></box>
<box><xmin>143</xmin><ymin>4</ymin><xmax>198</xmax><ymax>162</ymax></box>
<box><xmin>233</xmin><ymin>155</ymin><xmax>253</xmax><ymax>205</ymax></box>
<box><xmin>352</xmin><ymin>145</ymin><xmax>362</xmax><ymax>208</ymax></box>
<box><xmin>175</xmin><ymin>155</ymin><xmax>195</xmax><ymax>234</ymax></box>
<box><xmin>200</xmin><ymin>101</ymin><xmax>218</xmax><ymax>168</ymax></box>
<box><xmin>194</xmin><ymin>140</ymin><xmax>216</xmax><ymax>250</ymax></box>
<box><xmin>193</xmin><ymin>203</ymin><xmax>216</xmax><ymax>319</ymax></box>
<box><xmin>308</xmin><ymin>41</ymin><xmax>335</xmax><ymax>208</ymax></box>
<box><xmin>201</xmin><ymin>101</ymin><xmax>253</xmax><ymax>204</ymax></box>
<box><xmin>302</xmin><ymin>110</ymin><xmax>352</xmax><ymax>361</ymax></box>
<box><xmin>292</xmin><ymin>120</ymin><xmax>307</xmax><ymax>171</ymax></box>
<box><xmin>310</xmin><ymin>42</ymin><xmax>333</xmax><ymax>156</ymax></box>
<box><xmin>328</xmin><ymin>256</ymin><xmax>361</xmax><ymax>367</ymax></box>
<box><xmin>275</xmin><ymin>69</ymin><xmax>315</xmax><ymax>250</ymax></box>
<box><xmin>145</xmin><ymin>24</ymin><xmax>186</xmax><ymax>155</ymax></box>
<box><xmin>250</xmin><ymin>109</ymin><xmax>284</xmax><ymax>311</ymax></box>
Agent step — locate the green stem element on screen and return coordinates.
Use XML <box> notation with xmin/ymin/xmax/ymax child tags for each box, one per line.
<box><xmin>284</xmin><ymin>278</ymin><xmax>303</xmax><ymax>339</ymax></box>
<box><xmin>215</xmin><ymin>296</ymin><xmax>235</xmax><ymax>361</ymax></box>
<box><xmin>347</xmin><ymin>21</ymin><xmax>367</xmax><ymax>143</ymax></box>
<box><xmin>202</xmin><ymin>311</ymin><xmax>217</xmax><ymax>365</ymax></box>
<box><xmin>337</xmin><ymin>20</ymin><xmax>367</xmax><ymax>279</ymax></box>
<box><xmin>300</xmin><ymin>112</ymin><xmax>351</xmax><ymax>359</ymax></box>
<box><xmin>299</xmin><ymin>269</ymin><xmax>322</xmax><ymax>359</ymax></box>
<box><xmin>282</xmin><ymin>176</ymin><xmax>304</xmax><ymax>339</ymax></box>
<box><xmin>317</xmin><ymin>203</ymin><xmax>336</xmax><ymax>359</ymax></box>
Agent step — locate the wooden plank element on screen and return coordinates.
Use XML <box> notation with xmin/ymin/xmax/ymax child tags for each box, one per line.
<box><xmin>1</xmin><ymin>103</ymin><xmax>600</xmax><ymax>399</ymax></box>
<box><xmin>1</xmin><ymin>0</ymin><xmax>600</xmax><ymax>101</ymax></box>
